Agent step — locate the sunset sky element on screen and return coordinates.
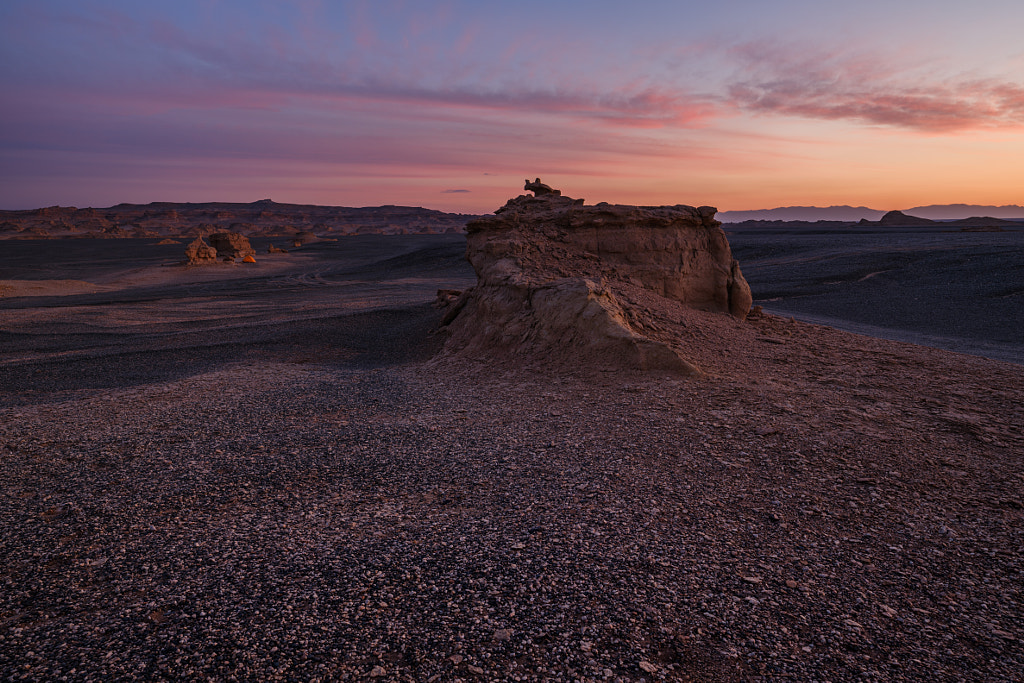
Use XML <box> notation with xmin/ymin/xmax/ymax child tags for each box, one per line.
<box><xmin>2</xmin><ymin>0</ymin><xmax>1023</xmax><ymax>213</ymax></box>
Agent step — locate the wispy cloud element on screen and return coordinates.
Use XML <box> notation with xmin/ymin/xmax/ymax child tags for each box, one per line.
<box><xmin>15</xmin><ymin>4</ymin><xmax>1022</xmax><ymax>135</ymax></box>
<box><xmin>0</xmin><ymin>3</ymin><xmax>721</xmax><ymax>129</ymax></box>
<box><xmin>725</xmin><ymin>42</ymin><xmax>1024</xmax><ymax>132</ymax></box>
<box><xmin>441</xmin><ymin>189</ymin><xmax>470</xmax><ymax>193</ymax></box>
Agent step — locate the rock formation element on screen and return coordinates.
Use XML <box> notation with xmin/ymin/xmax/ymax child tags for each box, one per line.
<box><xmin>207</xmin><ymin>232</ymin><xmax>255</xmax><ymax>260</ymax></box>
<box><xmin>292</xmin><ymin>231</ymin><xmax>319</xmax><ymax>246</ymax></box>
<box><xmin>184</xmin><ymin>237</ymin><xmax>217</xmax><ymax>264</ymax></box>
<box><xmin>525</xmin><ymin>178</ymin><xmax>561</xmax><ymax>196</ymax></box>
<box><xmin>436</xmin><ymin>190</ymin><xmax>752</xmax><ymax>375</ymax></box>
<box><xmin>878</xmin><ymin>210</ymin><xmax>935</xmax><ymax>226</ymax></box>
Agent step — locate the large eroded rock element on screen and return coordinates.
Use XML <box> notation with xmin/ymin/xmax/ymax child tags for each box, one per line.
<box><xmin>437</xmin><ymin>189</ymin><xmax>752</xmax><ymax>375</ymax></box>
<box><xmin>184</xmin><ymin>236</ymin><xmax>217</xmax><ymax>264</ymax></box>
<box><xmin>208</xmin><ymin>231</ymin><xmax>256</xmax><ymax>260</ymax></box>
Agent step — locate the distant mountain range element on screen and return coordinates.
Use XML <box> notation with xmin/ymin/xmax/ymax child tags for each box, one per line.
<box><xmin>718</xmin><ymin>204</ymin><xmax>1024</xmax><ymax>223</ymax></box>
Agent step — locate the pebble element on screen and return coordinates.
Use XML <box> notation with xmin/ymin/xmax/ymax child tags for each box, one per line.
<box><xmin>1</xmin><ymin>261</ymin><xmax>1021</xmax><ymax>682</ymax></box>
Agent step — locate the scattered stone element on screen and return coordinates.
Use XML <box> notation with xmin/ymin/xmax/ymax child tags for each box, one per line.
<box><xmin>2</xmin><ymin>229</ymin><xmax>1022</xmax><ymax>683</ymax></box>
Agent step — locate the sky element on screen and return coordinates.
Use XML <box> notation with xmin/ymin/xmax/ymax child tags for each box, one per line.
<box><xmin>2</xmin><ymin>0</ymin><xmax>1023</xmax><ymax>213</ymax></box>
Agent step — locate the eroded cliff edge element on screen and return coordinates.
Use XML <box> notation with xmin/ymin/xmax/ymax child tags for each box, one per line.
<box><xmin>436</xmin><ymin>188</ymin><xmax>752</xmax><ymax>375</ymax></box>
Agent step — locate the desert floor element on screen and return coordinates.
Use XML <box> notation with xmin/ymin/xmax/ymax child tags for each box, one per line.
<box><xmin>1</xmin><ymin>235</ymin><xmax>1022</xmax><ymax>682</ymax></box>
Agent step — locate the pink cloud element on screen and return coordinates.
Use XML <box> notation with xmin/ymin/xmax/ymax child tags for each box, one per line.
<box><xmin>725</xmin><ymin>42</ymin><xmax>1024</xmax><ymax>131</ymax></box>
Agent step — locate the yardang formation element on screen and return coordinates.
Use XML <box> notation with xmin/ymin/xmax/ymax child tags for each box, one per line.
<box><xmin>437</xmin><ymin>181</ymin><xmax>752</xmax><ymax>375</ymax></box>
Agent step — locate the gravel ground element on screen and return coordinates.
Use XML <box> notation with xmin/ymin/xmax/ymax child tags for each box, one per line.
<box><xmin>1</xmin><ymin>237</ymin><xmax>1022</xmax><ymax>681</ymax></box>
<box><xmin>2</xmin><ymin>328</ymin><xmax>1022</xmax><ymax>681</ymax></box>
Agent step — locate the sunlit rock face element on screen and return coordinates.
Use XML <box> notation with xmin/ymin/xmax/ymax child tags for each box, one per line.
<box><xmin>208</xmin><ymin>231</ymin><xmax>256</xmax><ymax>260</ymax></box>
<box><xmin>184</xmin><ymin>236</ymin><xmax>217</xmax><ymax>264</ymax></box>
<box><xmin>436</xmin><ymin>189</ymin><xmax>752</xmax><ymax>375</ymax></box>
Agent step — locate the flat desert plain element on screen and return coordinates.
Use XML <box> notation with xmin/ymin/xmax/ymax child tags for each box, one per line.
<box><xmin>1</xmin><ymin>233</ymin><xmax>1022</xmax><ymax>682</ymax></box>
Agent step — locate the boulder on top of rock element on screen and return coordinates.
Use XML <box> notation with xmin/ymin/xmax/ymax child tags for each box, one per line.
<box><xmin>434</xmin><ymin>188</ymin><xmax>753</xmax><ymax>375</ymax></box>
<box><xmin>208</xmin><ymin>231</ymin><xmax>256</xmax><ymax>260</ymax></box>
<box><xmin>524</xmin><ymin>178</ymin><xmax>561</xmax><ymax>196</ymax></box>
<box><xmin>184</xmin><ymin>236</ymin><xmax>217</xmax><ymax>264</ymax></box>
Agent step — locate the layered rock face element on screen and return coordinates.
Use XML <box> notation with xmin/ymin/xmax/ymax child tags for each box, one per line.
<box><xmin>438</xmin><ymin>190</ymin><xmax>752</xmax><ymax>374</ymax></box>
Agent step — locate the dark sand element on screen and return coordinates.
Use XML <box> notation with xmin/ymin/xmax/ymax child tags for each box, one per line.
<box><xmin>0</xmin><ymin>237</ymin><xmax>475</xmax><ymax>403</ymax></box>
<box><xmin>1</xmin><ymin>235</ymin><xmax>1022</xmax><ymax>681</ymax></box>
<box><xmin>727</xmin><ymin>223</ymin><xmax>1024</xmax><ymax>364</ymax></box>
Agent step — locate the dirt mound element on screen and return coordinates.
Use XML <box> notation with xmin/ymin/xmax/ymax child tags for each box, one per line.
<box><xmin>435</xmin><ymin>189</ymin><xmax>752</xmax><ymax>375</ymax></box>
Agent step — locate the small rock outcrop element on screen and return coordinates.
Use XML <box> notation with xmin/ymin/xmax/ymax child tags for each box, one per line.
<box><xmin>525</xmin><ymin>178</ymin><xmax>561</xmax><ymax>196</ymax></box>
<box><xmin>436</xmin><ymin>190</ymin><xmax>752</xmax><ymax>375</ymax></box>
<box><xmin>292</xmin><ymin>231</ymin><xmax>319</xmax><ymax>246</ymax></box>
<box><xmin>208</xmin><ymin>231</ymin><xmax>256</xmax><ymax>260</ymax></box>
<box><xmin>184</xmin><ymin>237</ymin><xmax>217</xmax><ymax>264</ymax></box>
<box><xmin>879</xmin><ymin>210</ymin><xmax>935</xmax><ymax>226</ymax></box>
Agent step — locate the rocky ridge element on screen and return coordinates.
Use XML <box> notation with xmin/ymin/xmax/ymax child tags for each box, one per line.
<box><xmin>0</xmin><ymin>200</ymin><xmax>477</xmax><ymax>240</ymax></box>
<box><xmin>437</xmin><ymin>187</ymin><xmax>751</xmax><ymax>375</ymax></box>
